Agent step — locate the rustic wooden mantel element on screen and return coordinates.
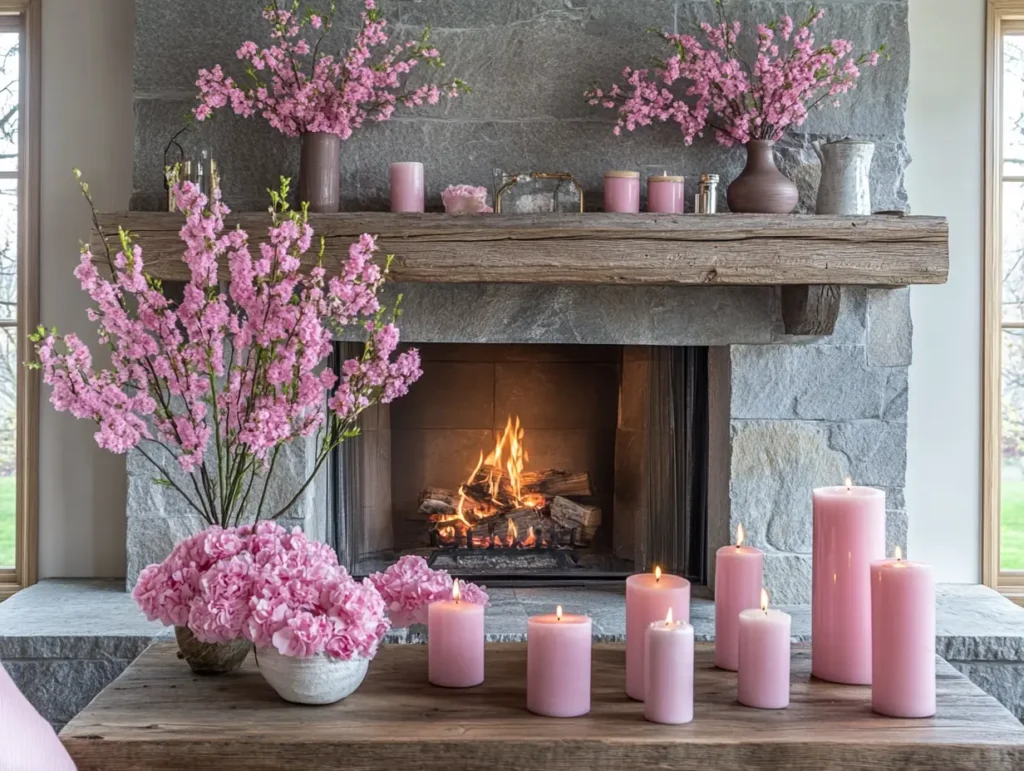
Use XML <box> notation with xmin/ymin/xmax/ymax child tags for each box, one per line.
<box><xmin>91</xmin><ymin>212</ymin><xmax>949</xmax><ymax>335</ymax></box>
<box><xmin>60</xmin><ymin>642</ymin><xmax>1024</xmax><ymax>771</ymax></box>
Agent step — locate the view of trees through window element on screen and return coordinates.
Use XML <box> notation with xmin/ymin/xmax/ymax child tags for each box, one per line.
<box><xmin>0</xmin><ymin>31</ymin><xmax>19</xmax><ymax>569</ymax></box>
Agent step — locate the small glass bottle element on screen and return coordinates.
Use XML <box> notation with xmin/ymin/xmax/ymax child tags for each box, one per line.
<box><xmin>695</xmin><ymin>174</ymin><xmax>719</xmax><ymax>214</ymax></box>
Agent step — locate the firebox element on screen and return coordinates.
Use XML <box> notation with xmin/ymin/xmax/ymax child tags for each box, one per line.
<box><xmin>330</xmin><ymin>343</ymin><xmax>710</xmax><ymax>584</ymax></box>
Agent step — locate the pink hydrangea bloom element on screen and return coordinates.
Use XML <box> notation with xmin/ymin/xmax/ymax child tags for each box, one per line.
<box><xmin>441</xmin><ymin>185</ymin><xmax>493</xmax><ymax>214</ymax></box>
<box><xmin>368</xmin><ymin>555</ymin><xmax>488</xmax><ymax>628</ymax></box>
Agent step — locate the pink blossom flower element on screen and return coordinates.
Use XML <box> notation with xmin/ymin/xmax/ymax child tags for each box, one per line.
<box><xmin>368</xmin><ymin>555</ymin><xmax>488</xmax><ymax>628</ymax></box>
<box><xmin>441</xmin><ymin>185</ymin><xmax>493</xmax><ymax>215</ymax></box>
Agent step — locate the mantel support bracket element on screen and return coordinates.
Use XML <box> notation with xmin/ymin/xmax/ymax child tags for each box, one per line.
<box><xmin>780</xmin><ymin>285</ymin><xmax>842</xmax><ymax>336</ymax></box>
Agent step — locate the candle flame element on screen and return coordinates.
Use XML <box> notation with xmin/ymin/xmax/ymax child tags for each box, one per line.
<box><xmin>665</xmin><ymin>607</ymin><xmax>673</xmax><ymax>624</ymax></box>
<box><xmin>894</xmin><ymin>545</ymin><xmax>903</xmax><ymax>561</ymax></box>
<box><xmin>654</xmin><ymin>566</ymin><xmax>662</xmax><ymax>582</ymax></box>
<box><xmin>452</xmin><ymin>578</ymin><xmax>461</xmax><ymax>604</ymax></box>
<box><xmin>760</xmin><ymin>588</ymin><xmax>769</xmax><ymax>613</ymax></box>
<box><xmin>844</xmin><ymin>476</ymin><xmax>853</xmax><ymax>491</ymax></box>
<box><xmin>736</xmin><ymin>523</ymin><xmax>745</xmax><ymax>548</ymax></box>
<box><xmin>556</xmin><ymin>605</ymin><xmax>563</xmax><ymax>621</ymax></box>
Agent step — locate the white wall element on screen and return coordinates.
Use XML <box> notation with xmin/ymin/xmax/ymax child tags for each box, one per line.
<box><xmin>37</xmin><ymin>0</ymin><xmax>133</xmax><ymax>577</ymax></box>
<box><xmin>905</xmin><ymin>0</ymin><xmax>985</xmax><ymax>582</ymax></box>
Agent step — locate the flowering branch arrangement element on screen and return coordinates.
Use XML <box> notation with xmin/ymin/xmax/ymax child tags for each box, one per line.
<box><xmin>30</xmin><ymin>174</ymin><xmax>422</xmax><ymax>528</ymax></box>
<box><xmin>368</xmin><ymin>555</ymin><xmax>488</xmax><ymax>628</ymax></box>
<box><xmin>586</xmin><ymin>2</ymin><xmax>886</xmax><ymax>146</ymax></box>
<box><xmin>134</xmin><ymin>523</ymin><xmax>390</xmax><ymax>660</ymax></box>
<box><xmin>194</xmin><ymin>0</ymin><xmax>468</xmax><ymax>139</ymax></box>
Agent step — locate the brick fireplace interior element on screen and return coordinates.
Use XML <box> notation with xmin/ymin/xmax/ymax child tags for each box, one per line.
<box><xmin>332</xmin><ymin>343</ymin><xmax>710</xmax><ymax>583</ymax></box>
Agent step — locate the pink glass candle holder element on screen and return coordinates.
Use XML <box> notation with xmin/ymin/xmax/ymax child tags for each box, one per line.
<box><xmin>811</xmin><ymin>481</ymin><xmax>885</xmax><ymax>685</ymax></box>
<box><xmin>526</xmin><ymin>606</ymin><xmax>592</xmax><ymax>717</ymax></box>
<box><xmin>390</xmin><ymin>162</ymin><xmax>425</xmax><ymax>213</ymax></box>
<box><xmin>714</xmin><ymin>523</ymin><xmax>764</xmax><ymax>671</ymax></box>
<box><xmin>427</xmin><ymin>580</ymin><xmax>484</xmax><ymax>688</ymax></box>
<box><xmin>625</xmin><ymin>567</ymin><xmax>690</xmax><ymax>700</ymax></box>
<box><xmin>871</xmin><ymin>548</ymin><xmax>936</xmax><ymax>718</ymax></box>
<box><xmin>647</xmin><ymin>174</ymin><xmax>685</xmax><ymax>213</ymax></box>
<box><xmin>644</xmin><ymin>609</ymin><xmax>694</xmax><ymax>724</ymax></box>
<box><xmin>738</xmin><ymin>590</ymin><xmax>791</xmax><ymax>709</ymax></box>
<box><xmin>604</xmin><ymin>170</ymin><xmax>640</xmax><ymax>213</ymax></box>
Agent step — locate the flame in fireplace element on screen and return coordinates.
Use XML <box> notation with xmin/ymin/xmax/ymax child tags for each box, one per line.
<box><xmin>522</xmin><ymin>526</ymin><xmax>537</xmax><ymax>548</ymax></box>
<box><xmin>506</xmin><ymin>518</ymin><xmax>518</xmax><ymax>547</ymax></box>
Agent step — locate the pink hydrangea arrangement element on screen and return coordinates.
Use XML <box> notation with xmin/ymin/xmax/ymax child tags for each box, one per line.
<box><xmin>586</xmin><ymin>3</ymin><xmax>886</xmax><ymax>146</ymax></box>
<box><xmin>368</xmin><ymin>555</ymin><xmax>488</xmax><ymax>628</ymax></box>
<box><xmin>194</xmin><ymin>0</ymin><xmax>468</xmax><ymax>139</ymax></box>
<box><xmin>441</xmin><ymin>185</ymin><xmax>493</xmax><ymax>215</ymax></box>
<box><xmin>31</xmin><ymin>174</ymin><xmax>421</xmax><ymax>528</ymax></box>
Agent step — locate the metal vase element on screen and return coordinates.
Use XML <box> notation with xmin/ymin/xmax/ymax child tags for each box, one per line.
<box><xmin>813</xmin><ymin>139</ymin><xmax>874</xmax><ymax>215</ymax></box>
<box><xmin>299</xmin><ymin>131</ymin><xmax>342</xmax><ymax>213</ymax></box>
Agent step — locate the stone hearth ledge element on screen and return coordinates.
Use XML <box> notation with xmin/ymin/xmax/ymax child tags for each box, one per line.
<box><xmin>1</xmin><ymin>581</ymin><xmax>1023</xmax><ymax>728</ymax></box>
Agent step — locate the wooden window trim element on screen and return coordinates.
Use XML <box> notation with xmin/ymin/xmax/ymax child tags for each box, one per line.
<box><xmin>0</xmin><ymin>0</ymin><xmax>39</xmax><ymax>599</ymax></box>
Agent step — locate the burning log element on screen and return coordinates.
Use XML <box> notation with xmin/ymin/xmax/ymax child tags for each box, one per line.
<box><xmin>550</xmin><ymin>496</ymin><xmax>601</xmax><ymax>543</ymax></box>
<box><xmin>521</xmin><ymin>470</ymin><xmax>593</xmax><ymax>498</ymax></box>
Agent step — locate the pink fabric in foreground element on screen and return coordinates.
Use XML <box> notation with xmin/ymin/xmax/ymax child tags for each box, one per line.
<box><xmin>0</xmin><ymin>663</ymin><xmax>77</xmax><ymax>770</ymax></box>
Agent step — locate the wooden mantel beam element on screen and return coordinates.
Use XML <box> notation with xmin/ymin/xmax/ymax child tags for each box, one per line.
<box><xmin>91</xmin><ymin>211</ymin><xmax>950</xmax><ymax>288</ymax></box>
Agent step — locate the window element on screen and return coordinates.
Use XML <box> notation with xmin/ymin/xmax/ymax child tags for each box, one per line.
<box><xmin>0</xmin><ymin>0</ymin><xmax>37</xmax><ymax>600</ymax></box>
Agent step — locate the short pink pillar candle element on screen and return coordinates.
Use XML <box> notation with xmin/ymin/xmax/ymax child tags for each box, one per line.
<box><xmin>604</xmin><ymin>170</ymin><xmax>640</xmax><ymax>213</ymax></box>
<box><xmin>871</xmin><ymin>547</ymin><xmax>936</xmax><ymax>718</ymax></box>
<box><xmin>527</xmin><ymin>606</ymin><xmax>592</xmax><ymax>717</ymax></box>
<box><xmin>427</xmin><ymin>580</ymin><xmax>484</xmax><ymax>688</ymax></box>
<box><xmin>811</xmin><ymin>480</ymin><xmax>885</xmax><ymax>685</ymax></box>
<box><xmin>738</xmin><ymin>590</ymin><xmax>791</xmax><ymax>709</ymax></box>
<box><xmin>647</xmin><ymin>174</ymin><xmax>685</xmax><ymax>213</ymax></box>
<box><xmin>389</xmin><ymin>162</ymin><xmax>425</xmax><ymax>212</ymax></box>
<box><xmin>714</xmin><ymin>523</ymin><xmax>764</xmax><ymax>671</ymax></box>
<box><xmin>644</xmin><ymin>608</ymin><xmax>694</xmax><ymax>724</ymax></box>
<box><xmin>626</xmin><ymin>567</ymin><xmax>691</xmax><ymax>700</ymax></box>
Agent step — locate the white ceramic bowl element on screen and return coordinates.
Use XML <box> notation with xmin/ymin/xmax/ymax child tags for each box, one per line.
<box><xmin>257</xmin><ymin>648</ymin><xmax>369</xmax><ymax>705</ymax></box>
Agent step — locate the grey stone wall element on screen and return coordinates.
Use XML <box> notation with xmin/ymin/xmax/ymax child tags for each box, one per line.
<box><xmin>132</xmin><ymin>0</ymin><xmax>909</xmax><ymax>212</ymax></box>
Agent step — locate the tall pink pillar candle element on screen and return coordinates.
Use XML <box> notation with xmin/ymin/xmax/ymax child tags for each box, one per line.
<box><xmin>738</xmin><ymin>593</ymin><xmax>791</xmax><ymax>709</ymax></box>
<box><xmin>526</xmin><ymin>607</ymin><xmax>592</xmax><ymax>717</ymax></box>
<box><xmin>427</xmin><ymin>581</ymin><xmax>484</xmax><ymax>688</ymax></box>
<box><xmin>647</xmin><ymin>174</ymin><xmax>685</xmax><ymax>213</ymax></box>
<box><xmin>812</xmin><ymin>483</ymin><xmax>885</xmax><ymax>685</ymax></box>
<box><xmin>604</xmin><ymin>170</ymin><xmax>640</xmax><ymax>213</ymax></box>
<box><xmin>626</xmin><ymin>568</ymin><xmax>690</xmax><ymax>700</ymax></box>
<box><xmin>644</xmin><ymin>610</ymin><xmax>694</xmax><ymax>724</ymax></box>
<box><xmin>390</xmin><ymin>162</ymin><xmax>425</xmax><ymax>212</ymax></box>
<box><xmin>714</xmin><ymin>524</ymin><xmax>764</xmax><ymax>671</ymax></box>
<box><xmin>871</xmin><ymin>548</ymin><xmax>936</xmax><ymax>718</ymax></box>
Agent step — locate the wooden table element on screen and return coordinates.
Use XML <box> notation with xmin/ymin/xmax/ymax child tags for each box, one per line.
<box><xmin>61</xmin><ymin>642</ymin><xmax>1024</xmax><ymax>771</ymax></box>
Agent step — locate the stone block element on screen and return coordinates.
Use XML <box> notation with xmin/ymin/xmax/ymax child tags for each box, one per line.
<box><xmin>828</xmin><ymin>420</ymin><xmax>908</xmax><ymax>487</ymax></box>
<box><xmin>948</xmin><ymin>662</ymin><xmax>1024</xmax><ymax>720</ymax></box>
<box><xmin>729</xmin><ymin>420</ymin><xmax>847</xmax><ymax>553</ymax></box>
<box><xmin>884</xmin><ymin>367</ymin><xmax>909</xmax><ymax>421</ymax></box>
<box><xmin>886</xmin><ymin>507</ymin><xmax>908</xmax><ymax>557</ymax></box>
<box><xmin>867</xmin><ymin>288</ymin><xmax>913</xmax><ymax>367</ymax></box>
<box><xmin>2</xmin><ymin>659</ymin><xmax>132</xmax><ymax>728</ymax></box>
<box><xmin>731</xmin><ymin>345</ymin><xmax>892</xmax><ymax>420</ymax></box>
<box><xmin>762</xmin><ymin>553</ymin><xmax>812</xmax><ymax>605</ymax></box>
<box><xmin>936</xmin><ymin>584</ymin><xmax>1024</xmax><ymax>661</ymax></box>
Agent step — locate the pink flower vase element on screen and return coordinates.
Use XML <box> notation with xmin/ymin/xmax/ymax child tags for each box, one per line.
<box><xmin>299</xmin><ymin>131</ymin><xmax>342</xmax><ymax>213</ymax></box>
<box><xmin>174</xmin><ymin>625</ymin><xmax>251</xmax><ymax>675</ymax></box>
<box><xmin>727</xmin><ymin>140</ymin><xmax>799</xmax><ymax>214</ymax></box>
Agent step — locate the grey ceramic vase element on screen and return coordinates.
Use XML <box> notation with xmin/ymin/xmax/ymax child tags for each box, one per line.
<box><xmin>726</xmin><ymin>139</ymin><xmax>799</xmax><ymax>214</ymax></box>
<box><xmin>299</xmin><ymin>131</ymin><xmax>342</xmax><ymax>213</ymax></box>
<box><xmin>174</xmin><ymin>626</ymin><xmax>250</xmax><ymax>675</ymax></box>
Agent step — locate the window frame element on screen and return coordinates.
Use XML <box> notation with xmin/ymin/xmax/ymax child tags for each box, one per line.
<box><xmin>0</xmin><ymin>0</ymin><xmax>38</xmax><ymax>600</ymax></box>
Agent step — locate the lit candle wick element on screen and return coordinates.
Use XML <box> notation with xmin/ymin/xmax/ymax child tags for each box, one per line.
<box><xmin>452</xmin><ymin>578</ymin><xmax>461</xmax><ymax>604</ymax></box>
<box><xmin>736</xmin><ymin>523</ymin><xmax>745</xmax><ymax>549</ymax></box>
<box><xmin>894</xmin><ymin>545</ymin><xmax>903</xmax><ymax>562</ymax></box>
<box><xmin>844</xmin><ymin>476</ymin><xmax>853</xmax><ymax>494</ymax></box>
<box><xmin>760</xmin><ymin>587</ymin><xmax>769</xmax><ymax>615</ymax></box>
<box><xmin>556</xmin><ymin>605</ymin><xmax>563</xmax><ymax>622</ymax></box>
<box><xmin>654</xmin><ymin>565</ymin><xmax>662</xmax><ymax>583</ymax></box>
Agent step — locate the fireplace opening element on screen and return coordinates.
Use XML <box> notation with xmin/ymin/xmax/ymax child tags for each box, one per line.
<box><xmin>330</xmin><ymin>343</ymin><xmax>710</xmax><ymax>584</ymax></box>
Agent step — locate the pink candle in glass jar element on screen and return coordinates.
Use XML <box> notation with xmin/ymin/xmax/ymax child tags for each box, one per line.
<box><xmin>427</xmin><ymin>580</ymin><xmax>484</xmax><ymax>688</ymax></box>
<box><xmin>647</xmin><ymin>174</ymin><xmax>685</xmax><ymax>213</ymax></box>
<box><xmin>604</xmin><ymin>170</ymin><xmax>640</xmax><ymax>213</ymax></box>
<box><xmin>390</xmin><ymin>162</ymin><xmax>425</xmax><ymax>212</ymax></box>
<box><xmin>626</xmin><ymin>567</ymin><xmax>690</xmax><ymax>700</ymax></box>
<box><xmin>526</xmin><ymin>606</ymin><xmax>592</xmax><ymax>717</ymax></box>
<box><xmin>812</xmin><ymin>480</ymin><xmax>885</xmax><ymax>685</ymax></box>
<box><xmin>871</xmin><ymin>547</ymin><xmax>936</xmax><ymax>718</ymax></box>
<box><xmin>714</xmin><ymin>523</ymin><xmax>764</xmax><ymax>671</ymax></box>
<box><xmin>738</xmin><ymin>589</ymin><xmax>791</xmax><ymax>709</ymax></box>
<box><xmin>644</xmin><ymin>608</ymin><xmax>694</xmax><ymax>724</ymax></box>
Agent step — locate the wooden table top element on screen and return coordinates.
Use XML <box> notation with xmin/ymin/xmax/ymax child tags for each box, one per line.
<box><xmin>60</xmin><ymin>642</ymin><xmax>1024</xmax><ymax>771</ymax></box>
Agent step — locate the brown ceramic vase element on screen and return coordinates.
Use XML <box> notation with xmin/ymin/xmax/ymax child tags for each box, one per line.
<box><xmin>174</xmin><ymin>625</ymin><xmax>250</xmax><ymax>675</ymax></box>
<box><xmin>726</xmin><ymin>139</ymin><xmax>799</xmax><ymax>214</ymax></box>
<box><xmin>299</xmin><ymin>131</ymin><xmax>342</xmax><ymax>213</ymax></box>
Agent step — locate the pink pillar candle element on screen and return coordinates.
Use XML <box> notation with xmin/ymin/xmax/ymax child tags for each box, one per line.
<box><xmin>390</xmin><ymin>162</ymin><xmax>425</xmax><ymax>212</ymax></box>
<box><xmin>647</xmin><ymin>174</ymin><xmax>685</xmax><ymax>213</ymax></box>
<box><xmin>526</xmin><ymin>606</ymin><xmax>592</xmax><ymax>717</ymax></box>
<box><xmin>714</xmin><ymin>523</ymin><xmax>764</xmax><ymax>671</ymax></box>
<box><xmin>427</xmin><ymin>581</ymin><xmax>484</xmax><ymax>688</ymax></box>
<box><xmin>738</xmin><ymin>591</ymin><xmax>791</xmax><ymax>709</ymax></box>
<box><xmin>812</xmin><ymin>482</ymin><xmax>885</xmax><ymax>685</ymax></box>
<box><xmin>644</xmin><ymin>609</ymin><xmax>694</xmax><ymax>724</ymax></box>
<box><xmin>604</xmin><ymin>170</ymin><xmax>640</xmax><ymax>213</ymax></box>
<box><xmin>626</xmin><ymin>568</ymin><xmax>691</xmax><ymax>700</ymax></box>
<box><xmin>871</xmin><ymin>548</ymin><xmax>936</xmax><ymax>718</ymax></box>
